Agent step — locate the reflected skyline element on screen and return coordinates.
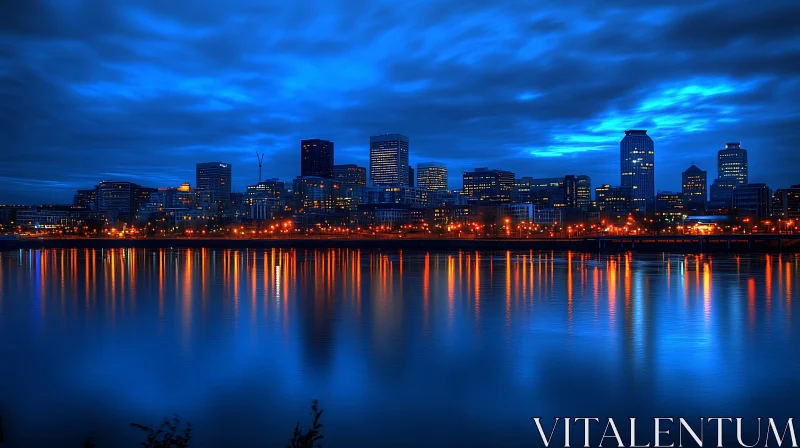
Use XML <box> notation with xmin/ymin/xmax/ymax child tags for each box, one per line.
<box><xmin>1</xmin><ymin>249</ymin><xmax>799</xmax><ymax>447</ymax></box>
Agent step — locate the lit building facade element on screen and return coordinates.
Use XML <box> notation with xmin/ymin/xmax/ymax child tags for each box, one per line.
<box><xmin>333</xmin><ymin>164</ymin><xmax>367</xmax><ymax>187</ymax></box>
<box><xmin>772</xmin><ymin>185</ymin><xmax>800</xmax><ymax>219</ymax></box>
<box><xmin>732</xmin><ymin>183</ymin><xmax>771</xmax><ymax>220</ymax></box>
<box><xmin>97</xmin><ymin>181</ymin><xmax>154</xmax><ymax>221</ymax></box>
<box><xmin>710</xmin><ymin>177</ymin><xmax>737</xmax><ymax>208</ymax></box>
<box><xmin>369</xmin><ymin>134</ymin><xmax>409</xmax><ymax>186</ymax></box>
<box><xmin>718</xmin><ymin>142</ymin><xmax>748</xmax><ymax>185</ymax></box>
<box><xmin>196</xmin><ymin>162</ymin><xmax>232</xmax><ymax>205</ymax></box>
<box><xmin>595</xmin><ymin>184</ymin><xmax>633</xmax><ymax>214</ymax></box>
<box><xmin>292</xmin><ymin>177</ymin><xmax>338</xmax><ymax>212</ymax></box>
<box><xmin>301</xmin><ymin>139</ymin><xmax>334</xmax><ymax>178</ymax></box>
<box><xmin>463</xmin><ymin>168</ymin><xmax>514</xmax><ymax>203</ymax></box>
<box><xmin>576</xmin><ymin>175</ymin><xmax>592</xmax><ymax>211</ymax></box>
<box><xmin>656</xmin><ymin>191</ymin><xmax>684</xmax><ymax>212</ymax></box>
<box><xmin>620</xmin><ymin>130</ymin><xmax>655</xmax><ymax>214</ymax></box>
<box><xmin>681</xmin><ymin>164</ymin><xmax>707</xmax><ymax>210</ymax></box>
<box><xmin>416</xmin><ymin>162</ymin><xmax>448</xmax><ymax>192</ymax></box>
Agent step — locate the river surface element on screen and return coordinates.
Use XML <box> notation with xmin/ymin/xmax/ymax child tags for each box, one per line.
<box><xmin>0</xmin><ymin>248</ymin><xmax>798</xmax><ymax>447</ymax></box>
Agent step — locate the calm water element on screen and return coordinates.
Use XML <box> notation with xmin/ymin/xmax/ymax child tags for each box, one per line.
<box><xmin>0</xmin><ymin>248</ymin><xmax>799</xmax><ymax>447</ymax></box>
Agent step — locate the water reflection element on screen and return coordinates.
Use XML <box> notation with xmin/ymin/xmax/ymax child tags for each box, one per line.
<box><xmin>0</xmin><ymin>249</ymin><xmax>798</xmax><ymax>447</ymax></box>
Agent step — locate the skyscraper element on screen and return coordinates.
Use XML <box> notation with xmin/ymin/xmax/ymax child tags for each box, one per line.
<box><xmin>301</xmin><ymin>139</ymin><xmax>334</xmax><ymax>178</ymax></box>
<box><xmin>417</xmin><ymin>162</ymin><xmax>449</xmax><ymax>192</ymax></box>
<box><xmin>462</xmin><ymin>167</ymin><xmax>514</xmax><ymax>203</ymax></box>
<box><xmin>576</xmin><ymin>175</ymin><xmax>592</xmax><ymax>211</ymax></box>
<box><xmin>408</xmin><ymin>166</ymin><xmax>415</xmax><ymax>188</ymax></box>
<box><xmin>620</xmin><ymin>130</ymin><xmax>655</xmax><ymax>214</ymax></box>
<box><xmin>681</xmin><ymin>164</ymin><xmax>707</xmax><ymax>210</ymax></box>
<box><xmin>333</xmin><ymin>164</ymin><xmax>367</xmax><ymax>186</ymax></box>
<box><xmin>196</xmin><ymin>162</ymin><xmax>232</xmax><ymax>205</ymax></box>
<box><xmin>717</xmin><ymin>142</ymin><xmax>748</xmax><ymax>185</ymax></box>
<box><xmin>732</xmin><ymin>183</ymin><xmax>770</xmax><ymax>220</ymax></box>
<box><xmin>369</xmin><ymin>134</ymin><xmax>409</xmax><ymax>186</ymax></box>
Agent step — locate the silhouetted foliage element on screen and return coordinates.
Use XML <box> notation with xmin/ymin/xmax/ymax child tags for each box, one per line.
<box><xmin>5</xmin><ymin>402</ymin><xmax>326</xmax><ymax>447</ymax></box>
<box><xmin>288</xmin><ymin>400</ymin><xmax>324</xmax><ymax>448</ymax></box>
<box><xmin>130</xmin><ymin>415</ymin><xmax>192</xmax><ymax>448</ymax></box>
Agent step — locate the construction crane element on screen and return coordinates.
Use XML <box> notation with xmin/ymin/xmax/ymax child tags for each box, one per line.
<box><xmin>256</xmin><ymin>152</ymin><xmax>265</xmax><ymax>183</ymax></box>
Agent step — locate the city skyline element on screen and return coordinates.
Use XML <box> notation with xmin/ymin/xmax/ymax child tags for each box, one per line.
<box><xmin>2</xmin><ymin>0</ymin><xmax>799</xmax><ymax>204</ymax></box>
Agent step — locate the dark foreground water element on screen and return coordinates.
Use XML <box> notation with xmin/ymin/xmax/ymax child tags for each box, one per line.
<box><xmin>0</xmin><ymin>248</ymin><xmax>798</xmax><ymax>447</ymax></box>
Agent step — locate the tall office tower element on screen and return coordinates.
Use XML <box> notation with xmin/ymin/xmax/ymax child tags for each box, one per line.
<box><xmin>772</xmin><ymin>185</ymin><xmax>800</xmax><ymax>219</ymax></box>
<box><xmin>333</xmin><ymin>164</ymin><xmax>367</xmax><ymax>186</ymax></box>
<box><xmin>732</xmin><ymin>183</ymin><xmax>771</xmax><ymax>220</ymax></box>
<box><xmin>717</xmin><ymin>142</ymin><xmax>748</xmax><ymax>185</ymax></box>
<box><xmin>417</xmin><ymin>162</ymin><xmax>449</xmax><ymax>192</ymax></box>
<box><xmin>576</xmin><ymin>175</ymin><xmax>592</xmax><ymax>211</ymax></box>
<box><xmin>96</xmin><ymin>181</ymin><xmax>154</xmax><ymax>221</ymax></box>
<box><xmin>595</xmin><ymin>184</ymin><xmax>634</xmax><ymax>214</ymax></box>
<box><xmin>196</xmin><ymin>162</ymin><xmax>232</xmax><ymax>205</ymax></box>
<box><xmin>300</xmin><ymin>139</ymin><xmax>334</xmax><ymax>178</ymax></box>
<box><xmin>408</xmin><ymin>166</ymin><xmax>414</xmax><ymax>187</ymax></box>
<box><xmin>462</xmin><ymin>167</ymin><xmax>514</xmax><ymax>203</ymax></box>
<box><xmin>620</xmin><ymin>130</ymin><xmax>655</xmax><ymax>214</ymax></box>
<box><xmin>563</xmin><ymin>175</ymin><xmax>578</xmax><ymax>208</ymax></box>
<box><xmin>681</xmin><ymin>164</ymin><xmax>707</xmax><ymax>210</ymax></box>
<box><xmin>369</xmin><ymin>134</ymin><xmax>409</xmax><ymax>186</ymax></box>
<box><xmin>709</xmin><ymin>177</ymin><xmax>737</xmax><ymax>208</ymax></box>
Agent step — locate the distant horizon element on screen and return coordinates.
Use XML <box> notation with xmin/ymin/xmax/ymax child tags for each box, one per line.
<box><xmin>2</xmin><ymin>1</ymin><xmax>798</xmax><ymax>204</ymax></box>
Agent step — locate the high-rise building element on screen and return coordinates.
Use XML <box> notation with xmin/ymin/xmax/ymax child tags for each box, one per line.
<box><xmin>772</xmin><ymin>185</ymin><xmax>800</xmax><ymax>219</ymax></box>
<box><xmin>369</xmin><ymin>134</ymin><xmax>409</xmax><ymax>186</ymax></box>
<box><xmin>717</xmin><ymin>142</ymin><xmax>748</xmax><ymax>185</ymax></box>
<box><xmin>97</xmin><ymin>181</ymin><xmax>154</xmax><ymax>221</ymax></box>
<box><xmin>462</xmin><ymin>168</ymin><xmax>514</xmax><ymax>203</ymax></box>
<box><xmin>709</xmin><ymin>177</ymin><xmax>737</xmax><ymax>208</ymax></box>
<box><xmin>656</xmin><ymin>191</ymin><xmax>684</xmax><ymax>212</ymax></box>
<box><xmin>576</xmin><ymin>175</ymin><xmax>592</xmax><ymax>211</ymax></box>
<box><xmin>73</xmin><ymin>189</ymin><xmax>98</xmax><ymax>210</ymax></box>
<box><xmin>292</xmin><ymin>176</ymin><xmax>339</xmax><ymax>212</ymax></box>
<box><xmin>245</xmin><ymin>179</ymin><xmax>285</xmax><ymax>203</ymax></box>
<box><xmin>732</xmin><ymin>183</ymin><xmax>770</xmax><ymax>220</ymax></box>
<box><xmin>333</xmin><ymin>164</ymin><xmax>367</xmax><ymax>187</ymax></box>
<box><xmin>408</xmin><ymin>166</ymin><xmax>415</xmax><ymax>188</ymax></box>
<box><xmin>620</xmin><ymin>130</ymin><xmax>655</xmax><ymax>214</ymax></box>
<box><xmin>563</xmin><ymin>175</ymin><xmax>578</xmax><ymax>208</ymax></box>
<box><xmin>595</xmin><ymin>184</ymin><xmax>633</xmax><ymax>214</ymax></box>
<box><xmin>681</xmin><ymin>164</ymin><xmax>707</xmax><ymax>210</ymax></box>
<box><xmin>416</xmin><ymin>162</ymin><xmax>449</xmax><ymax>192</ymax></box>
<box><xmin>512</xmin><ymin>177</ymin><xmax>564</xmax><ymax>207</ymax></box>
<box><xmin>301</xmin><ymin>139</ymin><xmax>334</xmax><ymax>178</ymax></box>
<box><xmin>196</xmin><ymin>162</ymin><xmax>232</xmax><ymax>205</ymax></box>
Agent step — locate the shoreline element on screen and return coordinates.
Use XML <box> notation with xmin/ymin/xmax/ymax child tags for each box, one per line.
<box><xmin>1</xmin><ymin>235</ymin><xmax>799</xmax><ymax>253</ymax></box>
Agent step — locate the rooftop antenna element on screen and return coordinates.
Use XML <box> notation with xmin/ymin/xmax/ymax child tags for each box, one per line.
<box><xmin>256</xmin><ymin>152</ymin><xmax>265</xmax><ymax>182</ymax></box>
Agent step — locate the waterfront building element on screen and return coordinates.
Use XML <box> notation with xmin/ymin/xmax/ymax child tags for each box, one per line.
<box><xmin>620</xmin><ymin>130</ymin><xmax>655</xmax><ymax>214</ymax></box>
<box><xmin>370</xmin><ymin>134</ymin><xmax>410</xmax><ymax>186</ymax></box>
<box><xmin>732</xmin><ymin>183</ymin><xmax>771</xmax><ymax>220</ymax></box>
<box><xmin>301</xmin><ymin>139</ymin><xmax>334</xmax><ymax>178</ymax></box>
<box><xmin>196</xmin><ymin>162</ymin><xmax>232</xmax><ymax>205</ymax></box>
<box><xmin>333</xmin><ymin>164</ymin><xmax>367</xmax><ymax>187</ymax></box>
<box><xmin>463</xmin><ymin>168</ymin><xmax>514</xmax><ymax>204</ymax></box>
<box><xmin>682</xmin><ymin>164</ymin><xmax>707</xmax><ymax>210</ymax></box>
<box><xmin>417</xmin><ymin>162</ymin><xmax>449</xmax><ymax>192</ymax></box>
<box><xmin>718</xmin><ymin>142</ymin><xmax>748</xmax><ymax>185</ymax></box>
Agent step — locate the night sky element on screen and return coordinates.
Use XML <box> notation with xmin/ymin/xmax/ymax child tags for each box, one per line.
<box><xmin>1</xmin><ymin>0</ymin><xmax>798</xmax><ymax>205</ymax></box>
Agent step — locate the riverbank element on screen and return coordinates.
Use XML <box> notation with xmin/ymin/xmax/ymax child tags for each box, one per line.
<box><xmin>2</xmin><ymin>235</ymin><xmax>799</xmax><ymax>253</ymax></box>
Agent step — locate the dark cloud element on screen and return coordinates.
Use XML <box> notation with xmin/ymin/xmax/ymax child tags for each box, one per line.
<box><xmin>0</xmin><ymin>0</ymin><xmax>798</xmax><ymax>204</ymax></box>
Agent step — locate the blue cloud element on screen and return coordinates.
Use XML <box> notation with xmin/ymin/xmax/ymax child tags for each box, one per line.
<box><xmin>0</xmin><ymin>0</ymin><xmax>798</xmax><ymax>203</ymax></box>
